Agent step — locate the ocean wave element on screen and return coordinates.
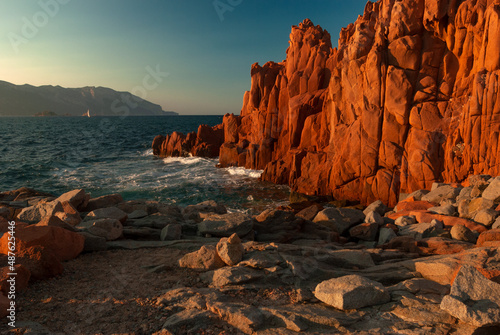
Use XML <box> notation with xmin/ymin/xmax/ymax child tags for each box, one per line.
<box><xmin>225</xmin><ymin>166</ymin><xmax>263</xmax><ymax>178</ymax></box>
<box><xmin>140</xmin><ymin>149</ymin><xmax>153</xmax><ymax>156</ymax></box>
<box><xmin>163</xmin><ymin>156</ymin><xmax>208</xmax><ymax>165</ymax></box>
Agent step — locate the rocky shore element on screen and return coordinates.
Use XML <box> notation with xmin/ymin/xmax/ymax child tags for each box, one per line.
<box><xmin>153</xmin><ymin>0</ymin><xmax>500</xmax><ymax>207</ymax></box>
<box><xmin>1</xmin><ymin>175</ymin><xmax>500</xmax><ymax>334</ymax></box>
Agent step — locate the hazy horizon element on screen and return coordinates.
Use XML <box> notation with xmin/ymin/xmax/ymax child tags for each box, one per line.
<box><xmin>1</xmin><ymin>0</ymin><xmax>367</xmax><ymax>115</ymax></box>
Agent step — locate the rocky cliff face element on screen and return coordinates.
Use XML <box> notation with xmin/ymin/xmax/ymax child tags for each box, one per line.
<box><xmin>153</xmin><ymin>0</ymin><xmax>500</xmax><ymax>206</ymax></box>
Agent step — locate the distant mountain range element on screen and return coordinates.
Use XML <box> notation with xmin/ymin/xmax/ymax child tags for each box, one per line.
<box><xmin>0</xmin><ymin>80</ymin><xmax>177</xmax><ymax>117</ymax></box>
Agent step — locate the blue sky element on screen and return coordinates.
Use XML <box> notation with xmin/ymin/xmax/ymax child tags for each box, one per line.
<box><xmin>0</xmin><ymin>0</ymin><xmax>367</xmax><ymax>115</ymax></box>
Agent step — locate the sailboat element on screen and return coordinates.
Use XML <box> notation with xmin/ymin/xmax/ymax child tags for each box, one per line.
<box><xmin>83</xmin><ymin>109</ymin><xmax>91</xmax><ymax>117</ymax></box>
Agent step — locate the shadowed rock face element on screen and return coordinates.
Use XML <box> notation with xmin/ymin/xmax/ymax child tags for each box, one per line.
<box><xmin>153</xmin><ymin>1</ymin><xmax>500</xmax><ymax>206</ymax></box>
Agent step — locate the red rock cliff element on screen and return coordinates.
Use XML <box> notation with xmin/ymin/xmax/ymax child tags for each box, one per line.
<box><xmin>153</xmin><ymin>0</ymin><xmax>500</xmax><ymax>206</ymax></box>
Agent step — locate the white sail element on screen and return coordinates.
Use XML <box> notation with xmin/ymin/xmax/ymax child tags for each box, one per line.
<box><xmin>87</xmin><ymin>109</ymin><xmax>90</xmax><ymax>118</ymax></box>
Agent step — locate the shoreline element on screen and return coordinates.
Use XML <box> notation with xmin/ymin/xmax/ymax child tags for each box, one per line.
<box><xmin>1</xmin><ymin>179</ymin><xmax>500</xmax><ymax>333</ymax></box>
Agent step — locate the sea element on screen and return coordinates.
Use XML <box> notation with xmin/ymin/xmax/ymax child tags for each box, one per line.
<box><xmin>0</xmin><ymin>116</ymin><xmax>290</xmax><ymax>212</ymax></box>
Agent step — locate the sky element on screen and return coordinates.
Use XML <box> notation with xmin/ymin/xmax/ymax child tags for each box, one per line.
<box><xmin>0</xmin><ymin>0</ymin><xmax>368</xmax><ymax>115</ymax></box>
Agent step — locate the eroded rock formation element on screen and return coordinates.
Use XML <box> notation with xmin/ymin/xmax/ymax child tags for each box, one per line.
<box><xmin>153</xmin><ymin>0</ymin><xmax>500</xmax><ymax>206</ymax></box>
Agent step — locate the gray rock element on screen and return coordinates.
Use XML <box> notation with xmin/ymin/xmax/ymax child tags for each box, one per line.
<box><xmin>160</xmin><ymin>223</ymin><xmax>182</xmax><ymax>241</ymax></box>
<box><xmin>85</xmin><ymin>207</ymin><xmax>128</xmax><ymax>223</ymax></box>
<box><xmin>394</xmin><ymin>215</ymin><xmax>416</xmax><ymax>227</ymax></box>
<box><xmin>363</xmin><ymin>200</ymin><xmax>387</xmax><ymax>216</ymax></box>
<box><xmin>183</xmin><ymin>200</ymin><xmax>227</xmax><ymax>220</ymax></box>
<box><xmin>421</xmin><ymin>185</ymin><xmax>462</xmax><ymax>204</ymax></box>
<box><xmin>365</xmin><ymin>211</ymin><xmax>384</xmax><ymax>225</ymax></box>
<box><xmin>86</xmin><ymin>218</ymin><xmax>123</xmax><ymax>241</ymax></box>
<box><xmin>198</xmin><ymin>212</ymin><xmax>253</xmax><ymax>237</ymax></box>
<box><xmin>462</xmin><ymin>197</ymin><xmax>495</xmax><ymax>219</ymax></box>
<box><xmin>255</xmin><ymin>209</ymin><xmax>295</xmax><ymax>225</ymax></box>
<box><xmin>473</xmin><ymin>209</ymin><xmax>499</xmax><ymax>227</ymax></box>
<box><xmin>79</xmin><ymin>231</ymin><xmax>107</xmax><ymax>252</ymax></box>
<box><xmin>83</xmin><ymin>193</ymin><xmax>123</xmax><ymax>211</ymax></box>
<box><xmin>296</xmin><ymin>204</ymin><xmax>323</xmax><ymax>221</ymax></box>
<box><xmin>349</xmin><ymin>222</ymin><xmax>379</xmax><ymax>241</ymax></box>
<box><xmin>201</xmin><ymin>266</ymin><xmax>264</xmax><ymax>287</ymax></box>
<box><xmin>216</xmin><ymin>233</ymin><xmax>244</xmax><ymax>266</ymax></box>
<box><xmin>208</xmin><ymin>301</ymin><xmax>264</xmax><ymax>333</ymax></box>
<box><xmin>127</xmin><ymin>209</ymin><xmax>148</xmax><ymax>219</ymax></box>
<box><xmin>440</xmin><ymin>265</ymin><xmax>500</xmax><ymax>327</ymax></box>
<box><xmin>456</xmin><ymin>187</ymin><xmax>473</xmax><ymax>204</ymax></box>
<box><xmin>128</xmin><ymin>213</ymin><xmax>177</xmax><ymax>229</ymax></box>
<box><xmin>178</xmin><ymin>245</ymin><xmax>225</xmax><ymax>271</ymax></box>
<box><xmin>313</xmin><ymin>207</ymin><xmax>365</xmax><ymax>234</ymax></box>
<box><xmin>161</xmin><ymin>309</ymin><xmax>215</xmax><ymax>333</ymax></box>
<box><xmin>450</xmin><ymin>224</ymin><xmax>476</xmax><ymax>243</ymax></box>
<box><xmin>17</xmin><ymin>200</ymin><xmax>64</xmax><ymax>224</ymax></box>
<box><xmin>55</xmin><ymin>189</ymin><xmax>89</xmax><ymax>211</ymax></box>
<box><xmin>314</xmin><ymin>275</ymin><xmax>390</xmax><ymax>310</ymax></box>
<box><xmin>481</xmin><ymin>176</ymin><xmax>500</xmax><ymax>202</ymax></box>
<box><xmin>378</xmin><ymin>227</ymin><xmax>397</xmax><ymax>245</ymax></box>
<box><xmin>398</xmin><ymin>220</ymin><xmax>443</xmax><ymax>240</ymax></box>
<box><xmin>428</xmin><ymin>204</ymin><xmax>457</xmax><ymax>216</ymax></box>
<box><xmin>406</xmin><ymin>189</ymin><xmax>430</xmax><ymax>201</ymax></box>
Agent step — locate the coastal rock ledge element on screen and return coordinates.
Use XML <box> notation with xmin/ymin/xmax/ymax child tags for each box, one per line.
<box><xmin>153</xmin><ymin>0</ymin><xmax>500</xmax><ymax>207</ymax></box>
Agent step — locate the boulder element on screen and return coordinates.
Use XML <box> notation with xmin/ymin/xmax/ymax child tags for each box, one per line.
<box><xmin>394</xmin><ymin>215</ymin><xmax>416</xmax><ymax>227</ymax></box>
<box><xmin>198</xmin><ymin>213</ymin><xmax>253</xmax><ymax>237</ymax></box>
<box><xmin>216</xmin><ymin>233</ymin><xmax>244</xmax><ymax>266</ymax></box>
<box><xmin>349</xmin><ymin>222</ymin><xmax>378</xmax><ymax>241</ymax></box>
<box><xmin>160</xmin><ymin>224</ymin><xmax>182</xmax><ymax>241</ymax></box>
<box><xmin>178</xmin><ymin>245</ymin><xmax>225</xmax><ymax>271</ymax></box>
<box><xmin>85</xmin><ymin>207</ymin><xmax>128</xmax><ymax>224</ymax></box>
<box><xmin>428</xmin><ymin>204</ymin><xmax>457</xmax><ymax>216</ymax></box>
<box><xmin>35</xmin><ymin>215</ymin><xmax>77</xmax><ymax>232</ymax></box>
<box><xmin>378</xmin><ymin>227</ymin><xmax>397</xmax><ymax>245</ymax></box>
<box><xmin>85</xmin><ymin>218</ymin><xmax>123</xmax><ymax>241</ymax></box>
<box><xmin>314</xmin><ymin>275</ymin><xmax>390</xmax><ymax>310</ymax></box>
<box><xmin>481</xmin><ymin>177</ymin><xmax>500</xmax><ymax>203</ymax></box>
<box><xmin>473</xmin><ymin>209</ymin><xmax>499</xmax><ymax>227</ymax></box>
<box><xmin>201</xmin><ymin>266</ymin><xmax>264</xmax><ymax>287</ymax></box>
<box><xmin>128</xmin><ymin>213</ymin><xmax>178</xmax><ymax>229</ymax></box>
<box><xmin>363</xmin><ymin>200</ymin><xmax>387</xmax><ymax>216</ymax></box>
<box><xmin>17</xmin><ymin>200</ymin><xmax>63</xmax><ymax>224</ymax></box>
<box><xmin>55</xmin><ymin>189</ymin><xmax>89</xmax><ymax>211</ymax></box>
<box><xmin>296</xmin><ymin>204</ymin><xmax>323</xmax><ymax>221</ymax></box>
<box><xmin>313</xmin><ymin>207</ymin><xmax>364</xmax><ymax>234</ymax></box>
<box><xmin>364</xmin><ymin>211</ymin><xmax>384</xmax><ymax>225</ymax></box>
<box><xmin>440</xmin><ymin>265</ymin><xmax>500</xmax><ymax>327</ymax></box>
<box><xmin>0</xmin><ymin>226</ymin><xmax>84</xmax><ymax>261</ymax></box>
<box><xmin>54</xmin><ymin>201</ymin><xmax>82</xmax><ymax>226</ymax></box>
<box><xmin>394</xmin><ymin>200</ymin><xmax>434</xmax><ymax>213</ymax></box>
<box><xmin>398</xmin><ymin>219</ymin><xmax>444</xmax><ymax>240</ymax></box>
<box><xmin>127</xmin><ymin>209</ymin><xmax>148</xmax><ymax>219</ymax></box>
<box><xmin>83</xmin><ymin>194</ymin><xmax>123</xmax><ymax>212</ymax></box>
<box><xmin>421</xmin><ymin>185</ymin><xmax>462</xmax><ymax>205</ymax></box>
<box><xmin>450</xmin><ymin>224</ymin><xmax>476</xmax><ymax>243</ymax></box>
<box><xmin>476</xmin><ymin>229</ymin><xmax>500</xmax><ymax>247</ymax></box>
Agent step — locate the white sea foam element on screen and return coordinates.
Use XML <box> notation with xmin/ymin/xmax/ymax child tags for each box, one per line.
<box><xmin>163</xmin><ymin>156</ymin><xmax>207</xmax><ymax>165</ymax></box>
<box><xmin>226</xmin><ymin>166</ymin><xmax>263</xmax><ymax>178</ymax></box>
<box><xmin>141</xmin><ymin>149</ymin><xmax>153</xmax><ymax>156</ymax></box>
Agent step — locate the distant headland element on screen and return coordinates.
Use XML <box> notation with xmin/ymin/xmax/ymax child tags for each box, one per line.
<box><xmin>0</xmin><ymin>80</ymin><xmax>178</xmax><ymax>117</ymax></box>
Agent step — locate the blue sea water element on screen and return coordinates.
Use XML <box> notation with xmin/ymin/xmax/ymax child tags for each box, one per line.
<box><xmin>0</xmin><ymin>116</ymin><xmax>289</xmax><ymax>211</ymax></box>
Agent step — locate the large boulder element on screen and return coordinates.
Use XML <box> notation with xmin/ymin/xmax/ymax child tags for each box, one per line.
<box><xmin>216</xmin><ymin>233</ymin><xmax>244</xmax><ymax>266</ymax></box>
<box><xmin>314</xmin><ymin>275</ymin><xmax>390</xmax><ymax>310</ymax></box>
<box><xmin>85</xmin><ymin>218</ymin><xmax>123</xmax><ymax>241</ymax></box>
<box><xmin>85</xmin><ymin>207</ymin><xmax>128</xmax><ymax>224</ymax></box>
<box><xmin>198</xmin><ymin>213</ymin><xmax>253</xmax><ymax>237</ymax></box>
<box><xmin>313</xmin><ymin>207</ymin><xmax>365</xmax><ymax>234</ymax></box>
<box><xmin>421</xmin><ymin>185</ymin><xmax>462</xmax><ymax>205</ymax></box>
<box><xmin>83</xmin><ymin>194</ymin><xmax>123</xmax><ymax>212</ymax></box>
<box><xmin>55</xmin><ymin>189</ymin><xmax>89</xmax><ymax>211</ymax></box>
<box><xmin>17</xmin><ymin>200</ymin><xmax>63</xmax><ymax>224</ymax></box>
<box><xmin>481</xmin><ymin>177</ymin><xmax>500</xmax><ymax>203</ymax></box>
<box><xmin>440</xmin><ymin>265</ymin><xmax>500</xmax><ymax>327</ymax></box>
<box><xmin>0</xmin><ymin>226</ymin><xmax>84</xmax><ymax>261</ymax></box>
<box><xmin>178</xmin><ymin>245</ymin><xmax>225</xmax><ymax>271</ymax></box>
<box><xmin>54</xmin><ymin>201</ymin><xmax>82</xmax><ymax>226</ymax></box>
